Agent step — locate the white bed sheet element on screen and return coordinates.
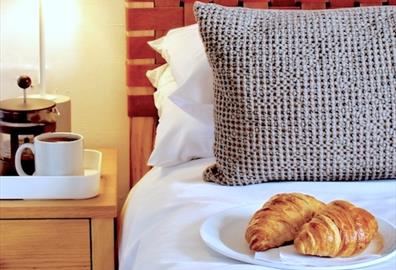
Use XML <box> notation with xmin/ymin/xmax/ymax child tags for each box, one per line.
<box><xmin>119</xmin><ymin>158</ymin><xmax>396</xmax><ymax>270</ymax></box>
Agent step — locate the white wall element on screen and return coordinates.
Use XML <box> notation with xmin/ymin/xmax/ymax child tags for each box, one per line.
<box><xmin>0</xmin><ymin>0</ymin><xmax>39</xmax><ymax>99</ymax></box>
<box><xmin>1</xmin><ymin>0</ymin><xmax>130</xmax><ymax>207</ymax></box>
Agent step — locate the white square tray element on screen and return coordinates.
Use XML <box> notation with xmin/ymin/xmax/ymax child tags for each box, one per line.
<box><xmin>0</xmin><ymin>149</ymin><xmax>102</xmax><ymax>200</ymax></box>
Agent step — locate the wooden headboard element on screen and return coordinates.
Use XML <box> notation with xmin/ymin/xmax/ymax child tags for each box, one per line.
<box><xmin>125</xmin><ymin>0</ymin><xmax>396</xmax><ymax>186</ymax></box>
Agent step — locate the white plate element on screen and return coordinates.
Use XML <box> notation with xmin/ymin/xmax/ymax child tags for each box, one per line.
<box><xmin>200</xmin><ymin>205</ymin><xmax>396</xmax><ymax>270</ymax></box>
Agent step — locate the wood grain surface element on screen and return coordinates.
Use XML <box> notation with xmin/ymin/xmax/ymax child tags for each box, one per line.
<box><xmin>0</xmin><ymin>219</ymin><xmax>90</xmax><ymax>270</ymax></box>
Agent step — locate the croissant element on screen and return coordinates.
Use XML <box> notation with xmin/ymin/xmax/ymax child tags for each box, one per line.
<box><xmin>294</xmin><ymin>200</ymin><xmax>378</xmax><ymax>257</ymax></box>
<box><xmin>245</xmin><ymin>193</ymin><xmax>325</xmax><ymax>251</ymax></box>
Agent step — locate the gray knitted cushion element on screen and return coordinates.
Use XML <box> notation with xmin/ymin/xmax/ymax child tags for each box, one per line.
<box><xmin>194</xmin><ymin>3</ymin><xmax>396</xmax><ymax>186</ymax></box>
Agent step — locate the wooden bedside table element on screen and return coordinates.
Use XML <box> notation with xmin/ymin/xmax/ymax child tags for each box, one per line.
<box><xmin>0</xmin><ymin>148</ymin><xmax>117</xmax><ymax>270</ymax></box>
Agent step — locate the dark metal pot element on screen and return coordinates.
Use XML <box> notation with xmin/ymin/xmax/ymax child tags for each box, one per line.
<box><xmin>0</xmin><ymin>98</ymin><xmax>57</xmax><ymax>176</ymax></box>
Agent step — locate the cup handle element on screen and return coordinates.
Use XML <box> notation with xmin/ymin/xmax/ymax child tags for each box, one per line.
<box><xmin>15</xmin><ymin>143</ymin><xmax>35</xmax><ymax>176</ymax></box>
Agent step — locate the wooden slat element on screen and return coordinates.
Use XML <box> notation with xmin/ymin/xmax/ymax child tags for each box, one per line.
<box><xmin>156</xmin><ymin>54</ymin><xmax>167</xmax><ymax>64</ymax></box>
<box><xmin>213</xmin><ymin>0</ymin><xmax>239</xmax><ymax>6</ymax></box>
<box><xmin>126</xmin><ymin>30</ymin><xmax>154</xmax><ymax>37</ymax></box>
<box><xmin>128</xmin><ymin>95</ymin><xmax>157</xmax><ymax>117</ymax></box>
<box><xmin>329</xmin><ymin>0</ymin><xmax>355</xmax><ymax>8</ymax></box>
<box><xmin>244</xmin><ymin>0</ymin><xmax>270</xmax><ymax>8</ymax></box>
<box><xmin>126</xmin><ymin>7</ymin><xmax>184</xmax><ymax>30</ymax></box>
<box><xmin>128</xmin><ymin>87</ymin><xmax>155</xmax><ymax>95</ymax></box>
<box><xmin>301</xmin><ymin>0</ymin><xmax>326</xmax><ymax>9</ymax></box>
<box><xmin>184</xmin><ymin>0</ymin><xmax>210</xmax><ymax>25</ymax></box>
<box><xmin>359</xmin><ymin>0</ymin><xmax>383</xmax><ymax>6</ymax></box>
<box><xmin>153</xmin><ymin>30</ymin><xmax>169</xmax><ymax>63</ymax></box>
<box><xmin>127</xmin><ymin>36</ymin><xmax>155</xmax><ymax>59</ymax></box>
<box><xmin>126</xmin><ymin>64</ymin><xmax>159</xmax><ymax>87</ymax></box>
<box><xmin>184</xmin><ymin>1</ymin><xmax>197</xmax><ymax>25</ymax></box>
<box><xmin>270</xmin><ymin>6</ymin><xmax>300</xmax><ymax>8</ymax></box>
<box><xmin>155</xmin><ymin>30</ymin><xmax>168</xmax><ymax>38</ymax></box>
<box><xmin>127</xmin><ymin>59</ymin><xmax>155</xmax><ymax>65</ymax></box>
<box><xmin>270</xmin><ymin>0</ymin><xmax>296</xmax><ymax>6</ymax></box>
<box><xmin>130</xmin><ymin>117</ymin><xmax>156</xmax><ymax>186</ymax></box>
<box><xmin>126</xmin><ymin>2</ymin><xmax>154</xmax><ymax>8</ymax></box>
<box><xmin>155</xmin><ymin>0</ymin><xmax>180</xmax><ymax>6</ymax></box>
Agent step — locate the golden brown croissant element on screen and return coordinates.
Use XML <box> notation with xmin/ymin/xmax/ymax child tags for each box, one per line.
<box><xmin>245</xmin><ymin>193</ymin><xmax>325</xmax><ymax>251</ymax></box>
<box><xmin>294</xmin><ymin>200</ymin><xmax>378</xmax><ymax>257</ymax></box>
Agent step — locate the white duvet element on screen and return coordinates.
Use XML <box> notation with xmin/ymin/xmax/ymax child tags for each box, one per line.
<box><xmin>118</xmin><ymin>158</ymin><xmax>396</xmax><ymax>270</ymax></box>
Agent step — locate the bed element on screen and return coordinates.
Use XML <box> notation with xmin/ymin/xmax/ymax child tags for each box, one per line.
<box><xmin>122</xmin><ymin>0</ymin><xmax>396</xmax><ymax>269</ymax></box>
<box><xmin>119</xmin><ymin>157</ymin><xmax>396</xmax><ymax>269</ymax></box>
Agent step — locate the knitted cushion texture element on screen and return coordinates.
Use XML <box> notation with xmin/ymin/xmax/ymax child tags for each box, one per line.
<box><xmin>194</xmin><ymin>3</ymin><xmax>396</xmax><ymax>185</ymax></box>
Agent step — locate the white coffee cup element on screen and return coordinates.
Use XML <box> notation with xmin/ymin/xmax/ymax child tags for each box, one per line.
<box><xmin>15</xmin><ymin>132</ymin><xmax>84</xmax><ymax>176</ymax></box>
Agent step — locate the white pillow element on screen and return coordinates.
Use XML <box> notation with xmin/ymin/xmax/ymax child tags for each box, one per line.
<box><xmin>168</xmin><ymin>71</ymin><xmax>214</xmax><ymax>123</ymax></box>
<box><xmin>146</xmin><ymin>64</ymin><xmax>174</xmax><ymax>117</ymax></box>
<box><xmin>148</xmin><ymin>24</ymin><xmax>214</xmax><ymax>123</ymax></box>
<box><xmin>146</xmin><ymin>64</ymin><xmax>214</xmax><ymax>167</ymax></box>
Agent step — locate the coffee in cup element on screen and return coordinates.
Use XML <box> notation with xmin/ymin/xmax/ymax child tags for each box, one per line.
<box><xmin>14</xmin><ymin>132</ymin><xmax>84</xmax><ymax>176</ymax></box>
